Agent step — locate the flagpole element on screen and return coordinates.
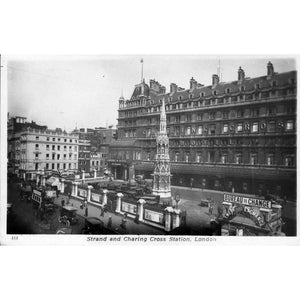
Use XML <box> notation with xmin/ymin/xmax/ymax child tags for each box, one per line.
<box><xmin>141</xmin><ymin>58</ymin><xmax>143</xmax><ymax>82</ymax></box>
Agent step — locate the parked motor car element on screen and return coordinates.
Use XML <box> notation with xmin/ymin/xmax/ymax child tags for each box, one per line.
<box><xmin>58</xmin><ymin>206</ymin><xmax>78</xmax><ymax>225</ymax></box>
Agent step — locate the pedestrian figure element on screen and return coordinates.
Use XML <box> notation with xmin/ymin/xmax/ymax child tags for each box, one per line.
<box><xmin>121</xmin><ymin>217</ymin><xmax>127</xmax><ymax>230</ymax></box>
<box><xmin>100</xmin><ymin>207</ymin><xmax>105</xmax><ymax>217</ymax></box>
<box><xmin>85</xmin><ymin>206</ymin><xmax>88</xmax><ymax>217</ymax></box>
<box><xmin>134</xmin><ymin>214</ymin><xmax>140</xmax><ymax>224</ymax></box>
<box><xmin>209</xmin><ymin>203</ymin><xmax>214</xmax><ymax>215</ymax></box>
<box><xmin>217</xmin><ymin>205</ymin><xmax>223</xmax><ymax>218</ymax></box>
<box><xmin>107</xmin><ymin>216</ymin><xmax>112</xmax><ymax>228</ymax></box>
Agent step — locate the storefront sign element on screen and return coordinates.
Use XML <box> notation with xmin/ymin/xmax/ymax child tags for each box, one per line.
<box><xmin>91</xmin><ymin>193</ymin><xmax>101</xmax><ymax>203</ymax></box>
<box><xmin>244</xmin><ymin>206</ymin><xmax>265</xmax><ymax>227</ymax></box>
<box><xmin>122</xmin><ymin>202</ymin><xmax>137</xmax><ymax>214</ymax></box>
<box><xmin>32</xmin><ymin>189</ymin><xmax>42</xmax><ymax>204</ymax></box>
<box><xmin>144</xmin><ymin>209</ymin><xmax>164</xmax><ymax>224</ymax></box>
<box><xmin>224</xmin><ymin>194</ymin><xmax>271</xmax><ymax>209</ymax></box>
<box><xmin>78</xmin><ymin>188</ymin><xmax>87</xmax><ymax>198</ymax></box>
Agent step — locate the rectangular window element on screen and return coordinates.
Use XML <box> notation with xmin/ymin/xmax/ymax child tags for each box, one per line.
<box><xmin>47</xmin><ymin>137</ymin><xmax>50</xmax><ymax>141</ymax></box>
<box><xmin>197</xmin><ymin>126</ymin><xmax>203</xmax><ymax>135</ymax></box>
<box><xmin>57</xmin><ymin>163</ymin><xmax>60</xmax><ymax>169</ymax></box>
<box><xmin>64</xmin><ymin>145</ymin><xmax>67</xmax><ymax>151</ymax></box>
<box><xmin>223</xmin><ymin>124</ymin><xmax>228</xmax><ymax>133</ymax></box>
<box><xmin>235</xmin><ymin>154</ymin><xmax>242</xmax><ymax>164</ymax></box>
<box><xmin>46</xmin><ymin>145</ymin><xmax>50</xmax><ymax>150</ymax></box>
<box><xmin>252</xmin><ymin>122</ymin><xmax>258</xmax><ymax>133</ymax></box>
<box><xmin>69</xmin><ymin>146</ymin><xmax>72</xmax><ymax>150</ymax></box>
<box><xmin>64</xmin><ymin>139</ymin><xmax>67</xmax><ymax>142</ymax></box>
<box><xmin>267</xmin><ymin>154</ymin><xmax>274</xmax><ymax>166</ymax></box>
<box><xmin>57</xmin><ymin>145</ymin><xmax>60</xmax><ymax>150</ymax></box>
<box><xmin>35</xmin><ymin>163</ymin><xmax>39</xmax><ymax>170</ymax></box>
<box><xmin>185</xmin><ymin>127</ymin><xmax>191</xmax><ymax>135</ymax></box>
<box><xmin>52</xmin><ymin>163</ymin><xmax>55</xmax><ymax>170</ymax></box>
<box><xmin>52</xmin><ymin>154</ymin><xmax>55</xmax><ymax>160</ymax></box>
<box><xmin>286</xmin><ymin>120</ymin><xmax>294</xmax><ymax>131</ymax></box>
<box><xmin>46</xmin><ymin>163</ymin><xmax>49</xmax><ymax>169</ymax></box>
<box><xmin>209</xmin><ymin>124</ymin><xmax>216</xmax><ymax>135</ymax></box>
<box><xmin>52</xmin><ymin>145</ymin><xmax>55</xmax><ymax>150</ymax></box>
<box><xmin>268</xmin><ymin>121</ymin><xmax>276</xmax><ymax>132</ymax></box>
<box><xmin>63</xmin><ymin>163</ymin><xmax>66</xmax><ymax>169</ymax></box>
<box><xmin>35</xmin><ymin>136</ymin><xmax>39</xmax><ymax>140</ymax></box>
<box><xmin>64</xmin><ymin>154</ymin><xmax>66</xmax><ymax>159</ymax></box>
<box><xmin>57</xmin><ymin>154</ymin><xmax>60</xmax><ymax>160</ymax></box>
<box><xmin>69</xmin><ymin>163</ymin><xmax>71</xmax><ymax>169</ymax></box>
<box><xmin>35</xmin><ymin>153</ymin><xmax>39</xmax><ymax>158</ymax></box>
<box><xmin>250</xmin><ymin>153</ymin><xmax>257</xmax><ymax>165</ymax></box>
<box><xmin>35</xmin><ymin>144</ymin><xmax>39</xmax><ymax>149</ymax></box>
<box><xmin>46</xmin><ymin>154</ymin><xmax>49</xmax><ymax>160</ymax></box>
<box><xmin>221</xmin><ymin>154</ymin><xmax>228</xmax><ymax>164</ymax></box>
<box><xmin>285</xmin><ymin>156</ymin><xmax>294</xmax><ymax>167</ymax></box>
<box><xmin>237</xmin><ymin>123</ymin><xmax>243</xmax><ymax>132</ymax></box>
<box><xmin>52</xmin><ymin>138</ymin><xmax>55</xmax><ymax>141</ymax></box>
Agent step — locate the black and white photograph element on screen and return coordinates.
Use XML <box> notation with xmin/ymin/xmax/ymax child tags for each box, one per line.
<box><xmin>1</xmin><ymin>55</ymin><xmax>297</xmax><ymax>242</ymax></box>
<box><xmin>1</xmin><ymin>2</ymin><xmax>300</xmax><ymax>300</ymax></box>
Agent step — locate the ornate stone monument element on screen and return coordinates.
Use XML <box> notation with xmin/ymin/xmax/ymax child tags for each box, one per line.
<box><xmin>152</xmin><ymin>98</ymin><xmax>172</xmax><ymax>205</ymax></box>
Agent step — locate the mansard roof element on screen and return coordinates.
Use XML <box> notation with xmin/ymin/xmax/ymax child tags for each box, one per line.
<box><xmin>147</xmin><ymin>70</ymin><xmax>296</xmax><ymax>104</ymax></box>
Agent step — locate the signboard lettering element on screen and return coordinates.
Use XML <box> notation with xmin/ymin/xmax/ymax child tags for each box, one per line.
<box><xmin>224</xmin><ymin>193</ymin><xmax>271</xmax><ymax>209</ymax></box>
<box><xmin>122</xmin><ymin>202</ymin><xmax>137</xmax><ymax>214</ymax></box>
<box><xmin>144</xmin><ymin>209</ymin><xmax>164</xmax><ymax>224</ymax></box>
<box><xmin>78</xmin><ymin>188</ymin><xmax>87</xmax><ymax>198</ymax></box>
<box><xmin>91</xmin><ymin>193</ymin><xmax>101</xmax><ymax>203</ymax></box>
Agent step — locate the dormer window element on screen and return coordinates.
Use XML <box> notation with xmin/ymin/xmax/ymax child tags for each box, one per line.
<box><xmin>178</xmin><ymin>96</ymin><xmax>182</xmax><ymax>101</ymax></box>
<box><xmin>189</xmin><ymin>94</ymin><xmax>193</xmax><ymax>99</ymax></box>
<box><xmin>255</xmin><ymin>83</ymin><xmax>260</xmax><ymax>89</ymax></box>
<box><xmin>213</xmin><ymin>90</ymin><xmax>217</xmax><ymax>96</ymax></box>
<box><xmin>272</xmin><ymin>81</ymin><xmax>277</xmax><ymax>87</ymax></box>
<box><xmin>201</xmin><ymin>92</ymin><xmax>205</xmax><ymax>97</ymax></box>
<box><xmin>226</xmin><ymin>88</ymin><xmax>230</xmax><ymax>94</ymax></box>
<box><xmin>241</xmin><ymin>86</ymin><xmax>245</xmax><ymax>92</ymax></box>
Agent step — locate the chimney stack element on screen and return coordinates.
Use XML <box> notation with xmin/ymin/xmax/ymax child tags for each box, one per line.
<box><xmin>238</xmin><ymin>66</ymin><xmax>245</xmax><ymax>82</ymax></box>
<box><xmin>267</xmin><ymin>61</ymin><xmax>274</xmax><ymax>78</ymax></box>
<box><xmin>170</xmin><ymin>83</ymin><xmax>178</xmax><ymax>94</ymax></box>
<box><xmin>212</xmin><ymin>74</ymin><xmax>219</xmax><ymax>86</ymax></box>
<box><xmin>190</xmin><ymin>77</ymin><xmax>197</xmax><ymax>90</ymax></box>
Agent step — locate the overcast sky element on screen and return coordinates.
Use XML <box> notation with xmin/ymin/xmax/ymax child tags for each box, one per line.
<box><xmin>6</xmin><ymin>55</ymin><xmax>296</xmax><ymax>131</ymax></box>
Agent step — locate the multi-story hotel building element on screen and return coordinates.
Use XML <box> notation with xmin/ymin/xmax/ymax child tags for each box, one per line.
<box><xmin>18</xmin><ymin>128</ymin><xmax>79</xmax><ymax>180</ymax></box>
<box><xmin>109</xmin><ymin>62</ymin><xmax>297</xmax><ymax>199</ymax></box>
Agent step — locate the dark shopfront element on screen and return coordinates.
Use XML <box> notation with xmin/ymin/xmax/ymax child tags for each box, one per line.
<box><xmin>109</xmin><ymin>162</ymin><xmax>133</xmax><ymax>181</ymax></box>
<box><xmin>170</xmin><ymin>171</ymin><xmax>295</xmax><ymax>200</ymax></box>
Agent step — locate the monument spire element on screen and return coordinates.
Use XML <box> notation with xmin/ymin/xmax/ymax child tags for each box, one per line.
<box><xmin>152</xmin><ymin>97</ymin><xmax>172</xmax><ymax>204</ymax></box>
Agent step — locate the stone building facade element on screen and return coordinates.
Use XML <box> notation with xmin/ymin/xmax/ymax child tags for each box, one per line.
<box><xmin>112</xmin><ymin>62</ymin><xmax>296</xmax><ymax>199</ymax></box>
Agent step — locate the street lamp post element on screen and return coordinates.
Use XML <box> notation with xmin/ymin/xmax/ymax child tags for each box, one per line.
<box><xmin>175</xmin><ymin>193</ymin><xmax>181</xmax><ymax>209</ymax></box>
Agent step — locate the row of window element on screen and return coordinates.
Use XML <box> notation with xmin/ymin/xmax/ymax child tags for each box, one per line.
<box><xmin>35</xmin><ymin>144</ymin><xmax>78</xmax><ymax>151</ymax></box>
<box><xmin>181</xmin><ymin>120</ymin><xmax>294</xmax><ymax>136</ymax></box>
<box><xmin>121</xmin><ymin>87</ymin><xmax>295</xmax><ymax>112</ymax></box>
<box><xmin>35</xmin><ymin>136</ymin><xmax>78</xmax><ymax>143</ymax></box>
<box><xmin>35</xmin><ymin>153</ymin><xmax>77</xmax><ymax>160</ymax></box>
<box><xmin>140</xmin><ymin>120</ymin><xmax>295</xmax><ymax>138</ymax></box>
<box><xmin>35</xmin><ymin>162</ymin><xmax>77</xmax><ymax>170</ymax></box>
<box><xmin>120</xmin><ymin>103</ymin><xmax>295</xmax><ymax>127</ymax></box>
<box><xmin>144</xmin><ymin>152</ymin><xmax>294</xmax><ymax>167</ymax></box>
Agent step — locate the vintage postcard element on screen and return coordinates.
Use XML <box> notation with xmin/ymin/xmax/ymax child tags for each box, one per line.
<box><xmin>0</xmin><ymin>55</ymin><xmax>298</xmax><ymax>245</ymax></box>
